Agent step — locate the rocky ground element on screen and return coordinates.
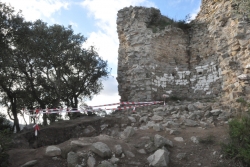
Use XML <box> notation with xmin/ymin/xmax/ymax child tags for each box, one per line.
<box><xmin>8</xmin><ymin>101</ymin><xmax>245</xmax><ymax>167</ymax></box>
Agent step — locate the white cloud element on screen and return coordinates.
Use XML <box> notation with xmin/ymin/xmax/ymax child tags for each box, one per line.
<box><xmin>69</xmin><ymin>21</ymin><xmax>78</xmax><ymax>28</ymax></box>
<box><xmin>86</xmin><ymin>77</ymin><xmax>120</xmax><ymax>107</ymax></box>
<box><xmin>82</xmin><ymin>30</ymin><xmax>118</xmax><ymax>66</ymax></box>
<box><xmin>81</xmin><ymin>0</ymin><xmax>156</xmax><ymax>70</ymax></box>
<box><xmin>2</xmin><ymin>0</ymin><xmax>69</xmax><ymax>21</ymax></box>
<box><xmin>189</xmin><ymin>2</ymin><xmax>201</xmax><ymax>21</ymax></box>
<box><xmin>81</xmin><ymin>0</ymin><xmax>156</xmax><ymax>105</ymax></box>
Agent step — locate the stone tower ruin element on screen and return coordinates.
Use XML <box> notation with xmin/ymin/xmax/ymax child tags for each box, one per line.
<box><xmin>117</xmin><ymin>0</ymin><xmax>250</xmax><ymax>105</ymax></box>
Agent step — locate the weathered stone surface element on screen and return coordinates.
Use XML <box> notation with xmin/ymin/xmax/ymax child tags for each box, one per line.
<box><xmin>147</xmin><ymin>149</ymin><xmax>170</xmax><ymax>167</ymax></box>
<box><xmin>117</xmin><ymin>1</ymin><xmax>250</xmax><ymax>108</ymax></box>
<box><xmin>45</xmin><ymin>145</ymin><xmax>61</xmax><ymax>157</ymax></box>
<box><xmin>90</xmin><ymin>142</ymin><xmax>112</xmax><ymax>158</ymax></box>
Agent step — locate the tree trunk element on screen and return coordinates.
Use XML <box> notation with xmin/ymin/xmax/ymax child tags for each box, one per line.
<box><xmin>73</xmin><ymin>96</ymin><xmax>78</xmax><ymax>108</ymax></box>
<box><xmin>12</xmin><ymin>95</ymin><xmax>20</xmax><ymax>132</ymax></box>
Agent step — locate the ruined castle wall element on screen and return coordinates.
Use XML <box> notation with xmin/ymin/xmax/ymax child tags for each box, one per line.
<box><xmin>117</xmin><ymin>0</ymin><xmax>250</xmax><ymax>103</ymax></box>
<box><xmin>117</xmin><ymin>7</ymin><xmax>190</xmax><ymax>102</ymax></box>
<box><xmin>193</xmin><ymin>0</ymin><xmax>250</xmax><ymax>104</ymax></box>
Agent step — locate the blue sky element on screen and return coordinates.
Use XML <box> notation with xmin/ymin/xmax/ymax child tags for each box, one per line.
<box><xmin>3</xmin><ymin>0</ymin><xmax>201</xmax><ymax>106</ymax></box>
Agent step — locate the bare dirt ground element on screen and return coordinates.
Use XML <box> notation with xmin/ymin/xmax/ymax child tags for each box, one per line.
<box><xmin>7</xmin><ymin>115</ymin><xmax>243</xmax><ymax>167</ymax></box>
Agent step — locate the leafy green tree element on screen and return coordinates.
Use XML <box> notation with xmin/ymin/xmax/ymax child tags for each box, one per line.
<box><xmin>0</xmin><ymin>2</ymin><xmax>30</xmax><ymax>132</ymax></box>
<box><xmin>0</xmin><ymin>2</ymin><xmax>110</xmax><ymax>127</ymax></box>
<box><xmin>15</xmin><ymin>20</ymin><xmax>109</xmax><ymax>121</ymax></box>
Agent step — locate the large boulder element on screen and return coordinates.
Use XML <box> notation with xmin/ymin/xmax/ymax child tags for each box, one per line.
<box><xmin>147</xmin><ymin>149</ymin><xmax>170</xmax><ymax>167</ymax></box>
<box><xmin>90</xmin><ymin>142</ymin><xmax>112</xmax><ymax>158</ymax></box>
<box><xmin>45</xmin><ymin>145</ymin><xmax>61</xmax><ymax>157</ymax></box>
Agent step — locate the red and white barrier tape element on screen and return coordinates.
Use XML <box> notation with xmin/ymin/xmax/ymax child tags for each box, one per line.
<box><xmin>22</xmin><ymin>101</ymin><xmax>163</xmax><ymax>115</ymax></box>
<box><xmin>22</xmin><ymin>101</ymin><xmax>163</xmax><ymax>136</ymax></box>
<box><xmin>105</xmin><ymin>102</ymin><xmax>161</xmax><ymax>110</ymax></box>
<box><xmin>90</xmin><ymin>101</ymin><xmax>163</xmax><ymax>107</ymax></box>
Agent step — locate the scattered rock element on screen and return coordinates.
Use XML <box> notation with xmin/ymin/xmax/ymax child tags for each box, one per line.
<box><xmin>174</xmin><ymin>137</ymin><xmax>184</xmax><ymax>142</ymax></box>
<box><xmin>153</xmin><ymin>123</ymin><xmax>163</xmax><ymax>131</ymax></box>
<box><xmin>87</xmin><ymin>156</ymin><xmax>96</xmax><ymax>167</ymax></box>
<box><xmin>45</xmin><ymin>146</ymin><xmax>61</xmax><ymax>157</ymax></box>
<box><xmin>128</xmin><ymin>116</ymin><xmax>136</xmax><ymax>123</ymax></box>
<box><xmin>123</xmin><ymin>126</ymin><xmax>135</xmax><ymax>138</ymax></box>
<box><xmin>154</xmin><ymin>134</ymin><xmax>173</xmax><ymax>148</ymax></box>
<box><xmin>190</xmin><ymin>136</ymin><xmax>199</xmax><ymax>144</ymax></box>
<box><xmin>184</xmin><ymin>119</ymin><xmax>198</xmax><ymax>127</ymax></box>
<box><xmin>147</xmin><ymin>149</ymin><xmax>170</xmax><ymax>167</ymax></box>
<box><xmin>125</xmin><ymin>150</ymin><xmax>135</xmax><ymax>158</ymax></box>
<box><xmin>90</xmin><ymin>142</ymin><xmax>112</xmax><ymax>158</ymax></box>
<box><xmin>115</xmin><ymin>145</ymin><xmax>123</xmax><ymax>157</ymax></box>
<box><xmin>67</xmin><ymin>151</ymin><xmax>78</xmax><ymax>167</ymax></box>
<box><xmin>151</xmin><ymin>115</ymin><xmax>163</xmax><ymax>121</ymax></box>
<box><xmin>210</xmin><ymin>109</ymin><xmax>222</xmax><ymax>116</ymax></box>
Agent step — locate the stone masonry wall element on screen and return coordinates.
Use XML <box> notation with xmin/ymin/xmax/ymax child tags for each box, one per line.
<box><xmin>117</xmin><ymin>0</ymin><xmax>250</xmax><ymax>104</ymax></box>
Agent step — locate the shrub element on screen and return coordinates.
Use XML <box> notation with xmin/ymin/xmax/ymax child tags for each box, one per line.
<box><xmin>222</xmin><ymin>115</ymin><xmax>250</xmax><ymax>166</ymax></box>
<box><xmin>199</xmin><ymin>135</ymin><xmax>215</xmax><ymax>145</ymax></box>
<box><xmin>0</xmin><ymin>113</ymin><xmax>12</xmax><ymax>167</ymax></box>
<box><xmin>147</xmin><ymin>13</ymin><xmax>191</xmax><ymax>33</ymax></box>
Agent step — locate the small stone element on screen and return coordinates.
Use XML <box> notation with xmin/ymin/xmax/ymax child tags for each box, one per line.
<box><xmin>210</xmin><ymin>109</ymin><xmax>222</xmax><ymax>116</ymax></box>
<box><xmin>190</xmin><ymin>136</ymin><xmax>199</xmax><ymax>144</ymax></box>
<box><xmin>128</xmin><ymin>116</ymin><xmax>136</xmax><ymax>123</ymax></box>
<box><xmin>115</xmin><ymin>145</ymin><xmax>123</xmax><ymax>157</ymax></box>
<box><xmin>174</xmin><ymin>137</ymin><xmax>184</xmax><ymax>142</ymax></box>
<box><xmin>169</xmin><ymin>129</ymin><xmax>180</xmax><ymax>135</ymax></box>
<box><xmin>137</xmin><ymin>149</ymin><xmax>147</xmax><ymax>154</ymax></box>
<box><xmin>87</xmin><ymin>156</ymin><xmax>96</xmax><ymax>167</ymax></box>
<box><xmin>125</xmin><ymin>151</ymin><xmax>135</xmax><ymax>158</ymax></box>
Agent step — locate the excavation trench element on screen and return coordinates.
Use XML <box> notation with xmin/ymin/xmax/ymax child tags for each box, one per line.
<box><xmin>12</xmin><ymin>116</ymin><xmax>123</xmax><ymax>149</ymax></box>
